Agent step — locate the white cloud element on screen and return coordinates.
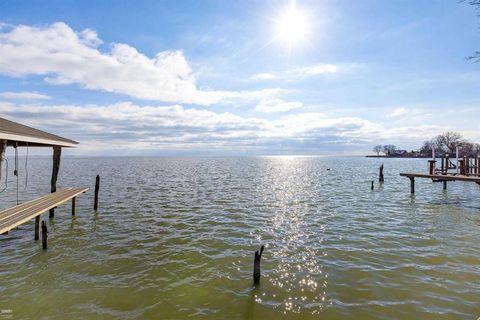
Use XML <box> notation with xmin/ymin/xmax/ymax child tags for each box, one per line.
<box><xmin>0</xmin><ymin>22</ymin><xmax>280</xmax><ymax>105</ymax></box>
<box><xmin>255</xmin><ymin>98</ymin><xmax>303</xmax><ymax>113</ymax></box>
<box><xmin>0</xmin><ymin>101</ymin><xmax>384</xmax><ymax>153</ymax></box>
<box><xmin>388</xmin><ymin>107</ymin><xmax>409</xmax><ymax>118</ymax></box>
<box><xmin>252</xmin><ymin>73</ymin><xmax>277</xmax><ymax>81</ymax></box>
<box><xmin>250</xmin><ymin>63</ymin><xmax>365</xmax><ymax>83</ymax></box>
<box><xmin>386</xmin><ymin>107</ymin><xmax>431</xmax><ymax>121</ymax></box>
<box><xmin>300</xmin><ymin>64</ymin><xmax>338</xmax><ymax>75</ymax></box>
<box><xmin>0</xmin><ymin>91</ymin><xmax>51</xmax><ymax>100</ymax></box>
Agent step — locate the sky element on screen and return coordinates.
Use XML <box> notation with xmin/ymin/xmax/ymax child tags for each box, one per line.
<box><xmin>0</xmin><ymin>0</ymin><xmax>479</xmax><ymax>156</ymax></box>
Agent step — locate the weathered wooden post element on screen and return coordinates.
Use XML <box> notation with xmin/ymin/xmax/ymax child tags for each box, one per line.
<box><xmin>445</xmin><ymin>153</ymin><xmax>450</xmax><ymax>173</ymax></box>
<box><xmin>443</xmin><ymin>180</ymin><xmax>447</xmax><ymax>190</ymax></box>
<box><xmin>41</xmin><ymin>221</ymin><xmax>48</xmax><ymax>249</ymax></box>
<box><xmin>459</xmin><ymin>159</ymin><xmax>465</xmax><ymax>175</ymax></box>
<box><xmin>409</xmin><ymin>177</ymin><xmax>415</xmax><ymax>194</ymax></box>
<box><xmin>34</xmin><ymin>216</ymin><xmax>40</xmax><ymax>240</ymax></box>
<box><xmin>379</xmin><ymin>164</ymin><xmax>384</xmax><ymax>183</ymax></box>
<box><xmin>94</xmin><ymin>175</ymin><xmax>100</xmax><ymax>210</ymax></box>
<box><xmin>371</xmin><ymin>180</ymin><xmax>374</xmax><ymax>190</ymax></box>
<box><xmin>0</xmin><ymin>140</ymin><xmax>6</xmax><ymax>181</ymax></box>
<box><xmin>428</xmin><ymin>160</ymin><xmax>436</xmax><ymax>175</ymax></box>
<box><xmin>253</xmin><ymin>245</ymin><xmax>264</xmax><ymax>285</ymax></box>
<box><xmin>477</xmin><ymin>156</ymin><xmax>480</xmax><ymax>175</ymax></box>
<box><xmin>72</xmin><ymin>197</ymin><xmax>76</xmax><ymax>216</ymax></box>
<box><xmin>49</xmin><ymin>146</ymin><xmax>61</xmax><ymax>218</ymax></box>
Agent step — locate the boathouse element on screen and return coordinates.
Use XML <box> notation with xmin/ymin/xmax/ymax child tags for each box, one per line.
<box><xmin>0</xmin><ymin>116</ymin><xmax>88</xmax><ymax>248</ymax></box>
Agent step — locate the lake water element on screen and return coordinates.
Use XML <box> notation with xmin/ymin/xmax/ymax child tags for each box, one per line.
<box><xmin>0</xmin><ymin>156</ymin><xmax>479</xmax><ymax>319</ymax></box>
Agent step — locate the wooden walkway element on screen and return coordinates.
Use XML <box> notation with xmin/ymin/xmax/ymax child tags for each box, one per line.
<box><xmin>400</xmin><ymin>172</ymin><xmax>480</xmax><ymax>182</ymax></box>
<box><xmin>0</xmin><ymin>188</ymin><xmax>88</xmax><ymax>234</ymax></box>
<box><xmin>399</xmin><ymin>172</ymin><xmax>480</xmax><ymax>193</ymax></box>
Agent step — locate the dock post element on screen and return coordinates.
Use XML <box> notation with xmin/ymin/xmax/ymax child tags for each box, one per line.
<box><xmin>253</xmin><ymin>245</ymin><xmax>264</xmax><ymax>285</ymax></box>
<box><xmin>443</xmin><ymin>180</ymin><xmax>447</xmax><ymax>190</ymax></box>
<box><xmin>41</xmin><ymin>221</ymin><xmax>48</xmax><ymax>249</ymax></box>
<box><xmin>459</xmin><ymin>159</ymin><xmax>465</xmax><ymax>175</ymax></box>
<box><xmin>0</xmin><ymin>140</ymin><xmax>6</xmax><ymax>182</ymax></box>
<box><xmin>409</xmin><ymin>177</ymin><xmax>415</xmax><ymax>194</ymax></box>
<box><xmin>94</xmin><ymin>175</ymin><xmax>100</xmax><ymax>210</ymax></box>
<box><xmin>446</xmin><ymin>154</ymin><xmax>450</xmax><ymax>174</ymax></box>
<box><xmin>49</xmin><ymin>146</ymin><xmax>62</xmax><ymax>218</ymax></box>
<box><xmin>72</xmin><ymin>197</ymin><xmax>76</xmax><ymax>216</ymax></box>
<box><xmin>428</xmin><ymin>160</ymin><xmax>436</xmax><ymax>175</ymax></box>
<box><xmin>371</xmin><ymin>180</ymin><xmax>374</xmax><ymax>190</ymax></box>
<box><xmin>34</xmin><ymin>216</ymin><xmax>40</xmax><ymax>240</ymax></box>
<box><xmin>379</xmin><ymin>164</ymin><xmax>384</xmax><ymax>183</ymax></box>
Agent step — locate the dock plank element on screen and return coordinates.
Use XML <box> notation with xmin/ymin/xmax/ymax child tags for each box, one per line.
<box><xmin>0</xmin><ymin>188</ymin><xmax>88</xmax><ymax>234</ymax></box>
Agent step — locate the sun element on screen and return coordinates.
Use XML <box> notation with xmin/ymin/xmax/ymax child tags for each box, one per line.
<box><xmin>273</xmin><ymin>4</ymin><xmax>311</xmax><ymax>47</ymax></box>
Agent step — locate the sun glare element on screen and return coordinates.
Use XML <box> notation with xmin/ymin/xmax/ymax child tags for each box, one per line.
<box><xmin>273</xmin><ymin>5</ymin><xmax>310</xmax><ymax>47</ymax></box>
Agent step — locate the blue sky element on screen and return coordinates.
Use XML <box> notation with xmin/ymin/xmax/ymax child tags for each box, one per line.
<box><xmin>0</xmin><ymin>0</ymin><xmax>479</xmax><ymax>155</ymax></box>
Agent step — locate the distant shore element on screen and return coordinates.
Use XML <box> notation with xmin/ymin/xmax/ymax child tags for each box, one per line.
<box><xmin>366</xmin><ymin>155</ymin><xmax>431</xmax><ymax>158</ymax></box>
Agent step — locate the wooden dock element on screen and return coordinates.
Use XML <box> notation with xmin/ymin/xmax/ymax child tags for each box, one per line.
<box><xmin>400</xmin><ymin>172</ymin><xmax>480</xmax><ymax>182</ymax></box>
<box><xmin>0</xmin><ymin>188</ymin><xmax>88</xmax><ymax>235</ymax></box>
<box><xmin>400</xmin><ymin>172</ymin><xmax>480</xmax><ymax>193</ymax></box>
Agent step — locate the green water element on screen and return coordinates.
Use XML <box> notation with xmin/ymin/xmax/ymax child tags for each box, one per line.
<box><xmin>0</xmin><ymin>156</ymin><xmax>479</xmax><ymax>319</ymax></box>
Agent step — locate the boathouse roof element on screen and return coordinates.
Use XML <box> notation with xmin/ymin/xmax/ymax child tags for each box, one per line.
<box><xmin>0</xmin><ymin>116</ymin><xmax>78</xmax><ymax>147</ymax></box>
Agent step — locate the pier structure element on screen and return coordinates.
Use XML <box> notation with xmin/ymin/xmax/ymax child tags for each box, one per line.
<box><xmin>0</xmin><ymin>117</ymin><xmax>88</xmax><ymax>248</ymax></box>
<box><xmin>400</xmin><ymin>148</ymin><xmax>480</xmax><ymax>193</ymax></box>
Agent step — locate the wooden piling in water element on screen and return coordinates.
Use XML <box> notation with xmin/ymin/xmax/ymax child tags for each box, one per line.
<box><xmin>72</xmin><ymin>197</ymin><xmax>76</xmax><ymax>216</ymax></box>
<box><xmin>253</xmin><ymin>245</ymin><xmax>264</xmax><ymax>285</ymax></box>
<box><xmin>443</xmin><ymin>180</ymin><xmax>447</xmax><ymax>190</ymax></box>
<box><xmin>49</xmin><ymin>146</ymin><xmax>62</xmax><ymax>218</ymax></box>
<box><xmin>94</xmin><ymin>175</ymin><xmax>100</xmax><ymax>210</ymax></box>
<box><xmin>371</xmin><ymin>181</ymin><xmax>374</xmax><ymax>190</ymax></box>
<box><xmin>409</xmin><ymin>177</ymin><xmax>415</xmax><ymax>194</ymax></box>
<box><xmin>379</xmin><ymin>164</ymin><xmax>384</xmax><ymax>183</ymax></box>
<box><xmin>34</xmin><ymin>216</ymin><xmax>40</xmax><ymax>240</ymax></box>
<box><xmin>41</xmin><ymin>221</ymin><xmax>48</xmax><ymax>249</ymax></box>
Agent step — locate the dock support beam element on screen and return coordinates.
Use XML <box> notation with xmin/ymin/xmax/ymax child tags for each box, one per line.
<box><xmin>72</xmin><ymin>197</ymin><xmax>76</xmax><ymax>216</ymax></box>
<box><xmin>41</xmin><ymin>221</ymin><xmax>48</xmax><ymax>249</ymax></box>
<box><xmin>253</xmin><ymin>245</ymin><xmax>264</xmax><ymax>285</ymax></box>
<box><xmin>0</xmin><ymin>140</ymin><xmax>6</xmax><ymax>181</ymax></box>
<box><xmin>443</xmin><ymin>180</ymin><xmax>447</xmax><ymax>190</ymax></box>
<box><xmin>34</xmin><ymin>216</ymin><xmax>40</xmax><ymax>240</ymax></box>
<box><xmin>409</xmin><ymin>177</ymin><xmax>415</xmax><ymax>194</ymax></box>
<box><xmin>94</xmin><ymin>175</ymin><xmax>100</xmax><ymax>211</ymax></box>
<box><xmin>49</xmin><ymin>146</ymin><xmax>61</xmax><ymax>218</ymax></box>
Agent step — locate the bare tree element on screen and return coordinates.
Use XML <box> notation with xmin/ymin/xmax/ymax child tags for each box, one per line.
<box><xmin>419</xmin><ymin>139</ymin><xmax>440</xmax><ymax>155</ymax></box>
<box><xmin>382</xmin><ymin>144</ymin><xmax>397</xmax><ymax>156</ymax></box>
<box><xmin>373</xmin><ymin>145</ymin><xmax>383</xmax><ymax>156</ymax></box>
<box><xmin>434</xmin><ymin>131</ymin><xmax>465</xmax><ymax>153</ymax></box>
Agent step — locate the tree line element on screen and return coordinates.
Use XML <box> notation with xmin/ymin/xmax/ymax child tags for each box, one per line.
<box><xmin>372</xmin><ymin>131</ymin><xmax>480</xmax><ymax>156</ymax></box>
